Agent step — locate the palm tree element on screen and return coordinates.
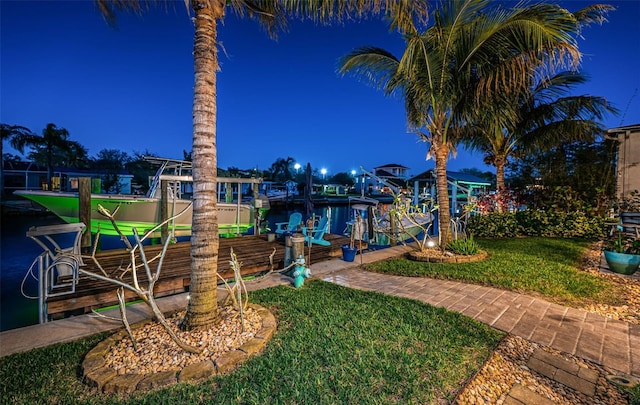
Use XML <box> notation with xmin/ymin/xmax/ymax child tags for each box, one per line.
<box><xmin>1</xmin><ymin>123</ymin><xmax>38</xmax><ymax>197</ymax></box>
<box><xmin>269</xmin><ymin>156</ymin><xmax>294</xmax><ymax>182</ymax></box>
<box><xmin>339</xmin><ymin>0</ymin><xmax>602</xmax><ymax>245</ymax></box>
<box><xmin>464</xmin><ymin>71</ymin><xmax>618</xmax><ymax>211</ymax></box>
<box><xmin>13</xmin><ymin>123</ymin><xmax>85</xmax><ymax>191</ymax></box>
<box><xmin>97</xmin><ymin>0</ymin><xmax>430</xmax><ymax>330</ymax></box>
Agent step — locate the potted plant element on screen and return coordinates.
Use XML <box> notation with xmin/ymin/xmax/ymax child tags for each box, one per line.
<box><xmin>603</xmin><ymin>225</ymin><xmax>640</xmax><ymax>275</ymax></box>
<box><xmin>341</xmin><ymin>215</ymin><xmax>360</xmax><ymax>262</ymax></box>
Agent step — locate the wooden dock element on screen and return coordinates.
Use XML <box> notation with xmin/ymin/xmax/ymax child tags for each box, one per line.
<box><xmin>46</xmin><ymin>233</ymin><xmax>352</xmax><ymax>319</ymax></box>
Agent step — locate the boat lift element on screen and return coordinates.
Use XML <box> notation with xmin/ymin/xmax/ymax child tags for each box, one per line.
<box><xmin>24</xmin><ymin>223</ymin><xmax>86</xmax><ymax>324</ymax></box>
<box><xmin>359</xmin><ymin>166</ymin><xmax>401</xmax><ymax>195</ymax></box>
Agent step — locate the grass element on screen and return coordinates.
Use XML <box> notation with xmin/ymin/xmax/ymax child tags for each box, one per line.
<box><xmin>0</xmin><ymin>281</ymin><xmax>503</xmax><ymax>404</ymax></box>
<box><xmin>365</xmin><ymin>237</ymin><xmax>625</xmax><ymax>307</ymax></box>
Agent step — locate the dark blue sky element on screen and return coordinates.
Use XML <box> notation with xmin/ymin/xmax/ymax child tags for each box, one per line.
<box><xmin>2</xmin><ymin>1</ymin><xmax>639</xmax><ymax>178</ymax></box>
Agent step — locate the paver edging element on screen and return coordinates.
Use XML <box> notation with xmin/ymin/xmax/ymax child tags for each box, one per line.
<box><xmin>81</xmin><ymin>303</ymin><xmax>276</xmax><ymax>394</ymax></box>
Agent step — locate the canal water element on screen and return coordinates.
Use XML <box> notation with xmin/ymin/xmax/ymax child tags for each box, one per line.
<box><xmin>0</xmin><ymin>205</ymin><xmax>353</xmax><ymax>332</ymax></box>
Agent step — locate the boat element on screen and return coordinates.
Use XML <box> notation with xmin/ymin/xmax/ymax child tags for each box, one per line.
<box><xmin>15</xmin><ymin>157</ymin><xmax>270</xmax><ymax>237</ymax></box>
<box><xmin>344</xmin><ymin>195</ymin><xmax>434</xmax><ymax>247</ymax></box>
<box><xmin>260</xmin><ymin>180</ymin><xmax>298</xmax><ymax>202</ymax></box>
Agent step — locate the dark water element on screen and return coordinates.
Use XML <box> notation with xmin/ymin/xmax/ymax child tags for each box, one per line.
<box><xmin>0</xmin><ymin>205</ymin><xmax>352</xmax><ymax>332</ymax></box>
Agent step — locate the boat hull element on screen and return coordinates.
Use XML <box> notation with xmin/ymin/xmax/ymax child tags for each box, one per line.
<box><xmin>371</xmin><ymin>224</ymin><xmax>427</xmax><ymax>246</ymax></box>
<box><xmin>15</xmin><ymin>191</ymin><xmax>258</xmax><ymax>237</ymax></box>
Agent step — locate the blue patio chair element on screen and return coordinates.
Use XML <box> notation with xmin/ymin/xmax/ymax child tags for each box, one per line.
<box><xmin>302</xmin><ymin>215</ymin><xmax>330</xmax><ymax>246</ymax></box>
<box><xmin>275</xmin><ymin>212</ymin><xmax>302</xmax><ymax>236</ymax></box>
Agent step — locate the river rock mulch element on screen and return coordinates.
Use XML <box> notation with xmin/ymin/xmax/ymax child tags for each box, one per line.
<box><xmin>103</xmin><ymin>306</ymin><xmax>263</xmax><ymax>376</ymax></box>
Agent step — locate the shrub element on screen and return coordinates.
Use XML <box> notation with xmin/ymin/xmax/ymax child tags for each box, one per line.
<box><xmin>467</xmin><ymin>213</ymin><xmax>518</xmax><ymax>238</ymax></box>
<box><xmin>467</xmin><ymin>210</ymin><xmax>606</xmax><ymax>239</ymax></box>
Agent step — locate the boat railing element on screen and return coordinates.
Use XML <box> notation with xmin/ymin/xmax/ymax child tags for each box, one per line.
<box><xmin>145</xmin><ymin>157</ymin><xmax>193</xmax><ymax>199</ymax></box>
<box><xmin>25</xmin><ymin>223</ymin><xmax>86</xmax><ymax>323</ymax></box>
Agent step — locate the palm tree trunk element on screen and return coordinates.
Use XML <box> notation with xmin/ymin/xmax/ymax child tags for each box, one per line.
<box><xmin>180</xmin><ymin>0</ymin><xmax>224</xmax><ymax>330</ymax></box>
<box><xmin>495</xmin><ymin>158</ymin><xmax>505</xmax><ymax>213</ymax></box>
<box><xmin>434</xmin><ymin>145</ymin><xmax>451</xmax><ymax>246</ymax></box>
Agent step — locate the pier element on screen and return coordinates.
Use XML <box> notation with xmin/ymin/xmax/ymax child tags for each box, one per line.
<box><xmin>45</xmin><ymin>233</ymin><xmax>352</xmax><ymax>320</ymax></box>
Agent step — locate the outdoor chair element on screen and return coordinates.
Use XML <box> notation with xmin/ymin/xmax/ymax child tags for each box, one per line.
<box><xmin>302</xmin><ymin>215</ymin><xmax>330</xmax><ymax>246</ymax></box>
<box><xmin>275</xmin><ymin>212</ymin><xmax>302</xmax><ymax>236</ymax></box>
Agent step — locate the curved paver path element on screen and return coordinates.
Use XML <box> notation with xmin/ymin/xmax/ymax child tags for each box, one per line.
<box><xmin>318</xmin><ymin>265</ymin><xmax>639</xmax><ymax>377</ymax></box>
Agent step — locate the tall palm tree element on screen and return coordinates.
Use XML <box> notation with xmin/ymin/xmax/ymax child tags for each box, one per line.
<box><xmin>464</xmin><ymin>71</ymin><xmax>618</xmax><ymax>211</ymax></box>
<box><xmin>97</xmin><ymin>0</ymin><xmax>430</xmax><ymax>330</ymax></box>
<box><xmin>1</xmin><ymin>123</ymin><xmax>38</xmax><ymax>197</ymax></box>
<box><xmin>340</xmin><ymin>0</ymin><xmax>599</xmax><ymax>245</ymax></box>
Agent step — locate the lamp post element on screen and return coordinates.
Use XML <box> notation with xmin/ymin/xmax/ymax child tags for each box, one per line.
<box><xmin>294</xmin><ymin>163</ymin><xmax>301</xmax><ymax>174</ymax></box>
<box><xmin>351</xmin><ymin>170</ymin><xmax>357</xmax><ymax>194</ymax></box>
<box><xmin>321</xmin><ymin>168</ymin><xmax>327</xmax><ymax>180</ymax></box>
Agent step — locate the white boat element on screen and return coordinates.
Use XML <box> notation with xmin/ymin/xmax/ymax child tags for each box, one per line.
<box><xmin>15</xmin><ymin>157</ymin><xmax>269</xmax><ymax>237</ymax></box>
<box><xmin>261</xmin><ymin>181</ymin><xmax>298</xmax><ymax>202</ymax></box>
<box><xmin>344</xmin><ymin>195</ymin><xmax>434</xmax><ymax>247</ymax></box>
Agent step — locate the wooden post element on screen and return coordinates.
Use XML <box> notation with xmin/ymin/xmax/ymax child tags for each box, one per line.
<box><xmin>161</xmin><ymin>180</ymin><xmax>169</xmax><ymax>244</ymax></box>
<box><xmin>292</xmin><ymin>233</ymin><xmax>305</xmax><ymax>264</ymax></box>
<box><xmin>225</xmin><ymin>182</ymin><xmax>233</xmax><ymax>203</ymax></box>
<box><xmin>79</xmin><ymin>177</ymin><xmax>92</xmax><ymax>252</ymax></box>
<box><xmin>253</xmin><ymin>184</ymin><xmax>260</xmax><ymax>235</ymax></box>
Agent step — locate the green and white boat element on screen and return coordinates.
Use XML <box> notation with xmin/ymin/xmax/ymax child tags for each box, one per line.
<box><xmin>15</xmin><ymin>157</ymin><xmax>269</xmax><ymax>237</ymax></box>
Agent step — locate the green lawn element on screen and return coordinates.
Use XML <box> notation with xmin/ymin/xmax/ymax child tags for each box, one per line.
<box><xmin>0</xmin><ymin>281</ymin><xmax>503</xmax><ymax>404</ymax></box>
<box><xmin>365</xmin><ymin>237</ymin><xmax>625</xmax><ymax>307</ymax></box>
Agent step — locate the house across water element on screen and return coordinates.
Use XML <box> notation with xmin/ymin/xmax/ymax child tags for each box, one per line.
<box><xmin>2</xmin><ymin>161</ymin><xmax>133</xmax><ymax>198</ymax></box>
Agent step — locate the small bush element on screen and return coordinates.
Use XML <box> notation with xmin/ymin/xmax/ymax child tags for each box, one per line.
<box><xmin>446</xmin><ymin>234</ymin><xmax>479</xmax><ymax>255</ymax></box>
<box><xmin>467</xmin><ymin>213</ymin><xmax>518</xmax><ymax>238</ymax></box>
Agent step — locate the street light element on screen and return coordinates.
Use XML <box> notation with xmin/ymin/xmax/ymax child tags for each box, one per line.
<box><xmin>294</xmin><ymin>163</ymin><xmax>301</xmax><ymax>173</ymax></box>
<box><xmin>351</xmin><ymin>170</ymin><xmax>356</xmax><ymax>176</ymax></box>
<box><xmin>321</xmin><ymin>168</ymin><xmax>327</xmax><ymax>180</ymax></box>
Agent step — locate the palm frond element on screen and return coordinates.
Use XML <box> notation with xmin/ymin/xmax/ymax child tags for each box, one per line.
<box><xmin>338</xmin><ymin>47</ymin><xmax>401</xmax><ymax>93</ymax></box>
<box><xmin>571</xmin><ymin>3</ymin><xmax>615</xmax><ymax>33</ymax></box>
